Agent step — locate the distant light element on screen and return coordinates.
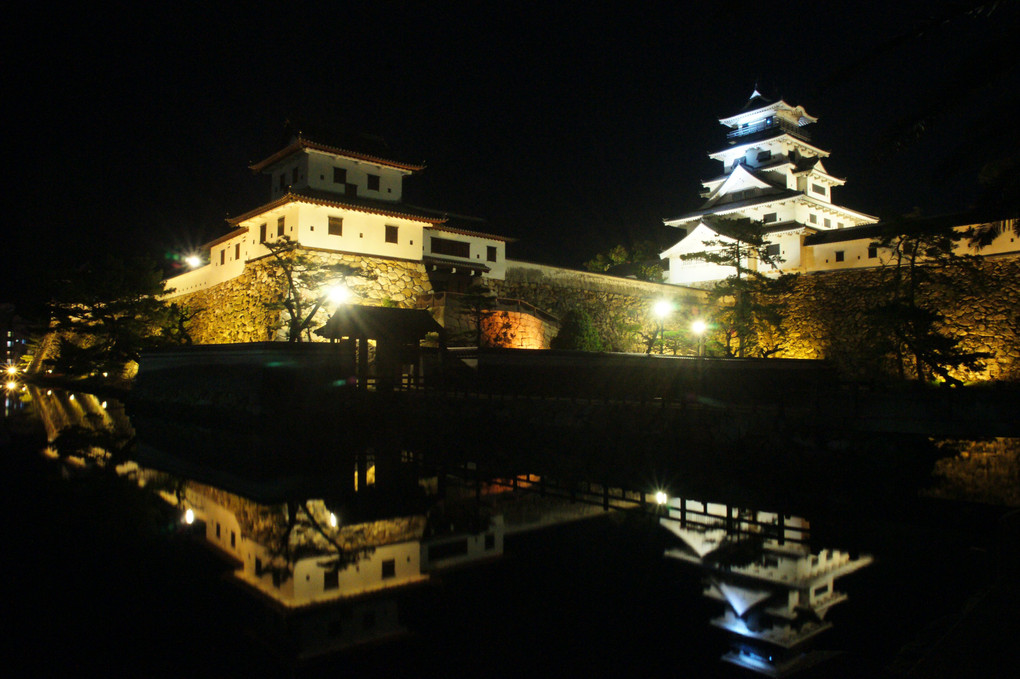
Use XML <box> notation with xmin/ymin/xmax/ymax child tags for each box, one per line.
<box><xmin>46</xmin><ymin>390</ymin><xmax>52</xmax><ymax>395</ymax></box>
<box><xmin>102</xmin><ymin>372</ymin><xmax>108</xmax><ymax>378</ymax></box>
<box><xmin>69</xmin><ymin>394</ymin><xmax>75</xmax><ymax>401</ymax></box>
<box><xmin>4</xmin><ymin>380</ymin><xmax>16</xmax><ymax>391</ymax></box>
<box><xmin>329</xmin><ymin>512</ymin><xmax>338</xmax><ymax>528</ymax></box>
<box><xmin>4</xmin><ymin>365</ymin><xmax>17</xmax><ymax>376</ymax></box>
<box><xmin>655</xmin><ymin>491</ymin><xmax>668</xmax><ymax>505</ymax></box>
<box><xmin>692</xmin><ymin>319</ymin><xmax>707</xmax><ymax>336</ymax></box>
<box><xmin>184</xmin><ymin>508</ymin><xmax>195</xmax><ymax>525</ymax></box>
<box><xmin>185</xmin><ymin>255</ymin><xmax>202</xmax><ymax>269</ymax></box>
<box><xmin>327</xmin><ymin>285</ymin><xmax>350</xmax><ymax>305</ymax></box>
<box><xmin>653</xmin><ymin>300</ymin><xmax>672</xmax><ymax>319</ymax></box>
<box><xmin>101</xmin><ymin>401</ymin><xmax>107</xmax><ymax>409</ymax></box>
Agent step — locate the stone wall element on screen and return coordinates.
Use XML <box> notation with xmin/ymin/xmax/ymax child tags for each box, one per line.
<box><xmin>175</xmin><ymin>251</ymin><xmax>433</xmax><ymax>345</ymax></box>
<box><xmin>774</xmin><ymin>254</ymin><xmax>1020</xmax><ymax>382</ymax></box>
<box><xmin>492</xmin><ymin>260</ymin><xmax>709</xmax><ymax>352</ymax></box>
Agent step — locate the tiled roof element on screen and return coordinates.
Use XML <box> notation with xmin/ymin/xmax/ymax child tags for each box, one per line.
<box><xmin>227</xmin><ymin>189</ymin><xmax>448</xmax><ymax>226</ymax></box>
<box><xmin>249</xmin><ymin>136</ymin><xmax>426</xmax><ymax>173</ymax></box>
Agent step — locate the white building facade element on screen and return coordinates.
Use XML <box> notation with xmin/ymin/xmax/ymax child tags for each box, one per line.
<box><xmin>660</xmin><ymin>91</ymin><xmax>879</xmax><ymax>286</ymax></box>
<box><xmin>166</xmin><ymin>137</ymin><xmax>509</xmax><ymax>299</ymax></box>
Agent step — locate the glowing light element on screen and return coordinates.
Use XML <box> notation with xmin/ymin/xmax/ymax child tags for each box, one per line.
<box><xmin>327</xmin><ymin>285</ymin><xmax>350</xmax><ymax>305</ymax></box>
<box><xmin>46</xmin><ymin>390</ymin><xmax>52</xmax><ymax>395</ymax></box>
<box><xmin>101</xmin><ymin>401</ymin><xmax>107</xmax><ymax>409</ymax></box>
<box><xmin>692</xmin><ymin>319</ymin><xmax>707</xmax><ymax>335</ymax></box>
<box><xmin>655</xmin><ymin>491</ymin><xmax>668</xmax><ymax>505</ymax></box>
<box><xmin>5</xmin><ymin>365</ymin><xmax>17</xmax><ymax>376</ymax></box>
<box><xmin>102</xmin><ymin>372</ymin><xmax>108</xmax><ymax>378</ymax></box>
<box><xmin>329</xmin><ymin>512</ymin><xmax>338</xmax><ymax>528</ymax></box>
<box><xmin>69</xmin><ymin>394</ymin><xmax>75</xmax><ymax>401</ymax></box>
<box><xmin>184</xmin><ymin>508</ymin><xmax>195</xmax><ymax>525</ymax></box>
<box><xmin>4</xmin><ymin>380</ymin><xmax>16</xmax><ymax>391</ymax></box>
<box><xmin>653</xmin><ymin>300</ymin><xmax>673</xmax><ymax>319</ymax></box>
<box><xmin>185</xmin><ymin>255</ymin><xmax>202</xmax><ymax>268</ymax></box>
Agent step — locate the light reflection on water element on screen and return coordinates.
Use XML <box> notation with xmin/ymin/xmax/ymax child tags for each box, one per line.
<box><xmin>11</xmin><ymin>385</ymin><xmax>1019</xmax><ymax>676</ymax></box>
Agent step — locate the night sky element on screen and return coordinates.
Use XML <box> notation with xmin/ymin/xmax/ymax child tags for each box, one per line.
<box><xmin>5</xmin><ymin>1</ymin><xmax>1018</xmax><ymax>312</ymax></box>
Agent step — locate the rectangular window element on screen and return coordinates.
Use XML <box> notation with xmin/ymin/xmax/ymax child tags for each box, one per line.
<box><xmin>219</xmin><ymin>249</ymin><xmax>225</xmax><ymax>265</ymax></box>
<box><xmin>381</xmin><ymin>559</ymin><xmax>396</xmax><ymax>579</ymax></box>
<box><xmin>328</xmin><ymin>216</ymin><xmax>343</xmax><ymax>236</ymax></box>
<box><xmin>486</xmin><ymin>245</ymin><xmax>497</xmax><ymax>262</ymax></box>
<box><xmin>277</xmin><ymin>217</ymin><xmax>285</xmax><ymax>237</ymax></box>
<box><xmin>230</xmin><ymin>531</ymin><xmax>236</xmax><ymax>548</ymax></box>
<box><xmin>291</xmin><ymin>167</ymin><xmax>298</xmax><ymax>184</ymax></box>
<box><xmin>809</xmin><ymin>214</ymin><xmax>817</xmax><ymax>224</ymax></box>
<box><xmin>216</xmin><ymin>523</ymin><xmax>221</xmax><ymax>538</ymax></box>
<box><xmin>485</xmin><ymin>533</ymin><xmax>495</xmax><ymax>550</ymax></box>
<box><xmin>324</xmin><ymin>569</ymin><xmax>339</xmax><ymax>590</ymax></box>
<box><xmin>813</xmin><ymin>583</ymin><xmax>830</xmax><ymax>597</ymax></box>
<box><xmin>385</xmin><ymin>225</ymin><xmax>398</xmax><ymax>244</ymax></box>
<box><xmin>260</xmin><ymin>223</ymin><xmax>267</xmax><ymax>243</ymax></box>
<box><xmin>333</xmin><ymin>167</ymin><xmax>347</xmax><ymax>184</ymax></box>
<box><xmin>430</xmin><ymin>237</ymin><xmax>470</xmax><ymax>258</ymax></box>
<box><xmin>367</xmin><ymin>173</ymin><xmax>380</xmax><ymax>191</ymax></box>
<box><xmin>868</xmin><ymin>245</ymin><xmax>878</xmax><ymax>259</ymax></box>
<box><xmin>255</xmin><ymin>557</ymin><xmax>262</xmax><ymax>575</ymax></box>
<box><xmin>835</xmin><ymin>250</ymin><xmax>845</xmax><ymax>262</ymax></box>
<box><xmin>837</xmin><ymin>222</ymin><xmax>845</xmax><ymax>228</ymax></box>
<box><xmin>766</xmin><ymin>243</ymin><xmax>780</xmax><ymax>257</ymax></box>
<box><xmin>812</xmin><ymin>183</ymin><xmax>826</xmax><ymax>195</ymax></box>
<box><xmin>824</xmin><ymin>218</ymin><xmax>831</xmax><ymax>228</ymax></box>
<box><xmin>278</xmin><ymin>173</ymin><xmax>287</xmax><ymax>191</ymax></box>
<box><xmin>757</xmin><ymin>150</ymin><xmax>772</xmax><ymax>162</ymax></box>
<box><xmin>234</xmin><ymin>243</ymin><xmax>240</xmax><ymax>260</ymax></box>
<box><xmin>763</xmin><ymin>212</ymin><xmax>777</xmax><ymax>223</ymax></box>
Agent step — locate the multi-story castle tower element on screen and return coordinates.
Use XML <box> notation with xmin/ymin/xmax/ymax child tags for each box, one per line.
<box><xmin>660</xmin><ymin>90</ymin><xmax>878</xmax><ymax>285</ymax></box>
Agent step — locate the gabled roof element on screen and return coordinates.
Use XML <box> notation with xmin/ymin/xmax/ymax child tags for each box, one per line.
<box><xmin>250</xmin><ymin>136</ymin><xmax>426</xmax><ymax>173</ymax></box>
<box><xmin>315</xmin><ymin>305</ymin><xmax>442</xmax><ymax>341</ymax></box>
<box><xmin>719</xmin><ymin>91</ymin><xmax>818</xmax><ymax>128</ymax></box>
<box><xmin>227</xmin><ymin>189</ymin><xmax>448</xmax><ymax>226</ymax></box>
<box><xmin>665</xmin><ymin>189</ymin><xmax>803</xmax><ymax>225</ymax></box>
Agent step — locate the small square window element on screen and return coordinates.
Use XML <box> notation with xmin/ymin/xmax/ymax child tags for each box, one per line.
<box><xmin>487</xmin><ymin>246</ymin><xmax>497</xmax><ymax>262</ymax></box>
<box><xmin>385</xmin><ymin>225</ymin><xmax>398</xmax><ymax>244</ymax></box>
<box><xmin>333</xmin><ymin>167</ymin><xmax>347</xmax><ymax>184</ymax></box>
<box><xmin>812</xmin><ymin>183</ymin><xmax>826</xmax><ymax>195</ymax></box>
<box><xmin>824</xmin><ymin>218</ymin><xmax>831</xmax><ymax>228</ymax></box>
<box><xmin>324</xmin><ymin>569</ymin><xmax>339</xmax><ymax>590</ymax></box>
<box><xmin>367</xmin><ymin>174</ymin><xmax>380</xmax><ymax>191</ymax></box>
<box><xmin>381</xmin><ymin>559</ymin><xmax>396</xmax><ymax>579</ymax></box>
<box><xmin>766</xmin><ymin>243</ymin><xmax>780</xmax><ymax>257</ymax></box>
<box><xmin>835</xmin><ymin>250</ymin><xmax>845</xmax><ymax>262</ymax></box>
<box><xmin>763</xmin><ymin>212</ymin><xmax>777</xmax><ymax>223</ymax></box>
<box><xmin>868</xmin><ymin>245</ymin><xmax>878</xmax><ymax>259</ymax></box>
<box><xmin>277</xmin><ymin>217</ymin><xmax>285</xmax><ymax>237</ymax></box>
<box><xmin>328</xmin><ymin>216</ymin><xmax>343</xmax><ymax>236</ymax></box>
<box><xmin>809</xmin><ymin>214</ymin><xmax>817</xmax><ymax>224</ymax></box>
<box><xmin>757</xmin><ymin>150</ymin><xmax>771</xmax><ymax>162</ymax></box>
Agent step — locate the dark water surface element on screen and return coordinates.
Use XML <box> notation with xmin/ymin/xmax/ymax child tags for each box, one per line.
<box><xmin>4</xmin><ymin>385</ymin><xmax>1018</xmax><ymax>678</ymax></box>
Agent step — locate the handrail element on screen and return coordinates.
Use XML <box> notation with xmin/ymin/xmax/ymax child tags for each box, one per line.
<box><xmin>728</xmin><ymin>117</ymin><xmax>810</xmax><ymax>141</ymax></box>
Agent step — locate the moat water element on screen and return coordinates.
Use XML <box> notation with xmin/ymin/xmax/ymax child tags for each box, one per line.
<box><xmin>4</xmin><ymin>383</ymin><xmax>1018</xmax><ymax>678</ymax></box>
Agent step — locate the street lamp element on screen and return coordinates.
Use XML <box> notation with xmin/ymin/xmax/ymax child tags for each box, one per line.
<box><xmin>184</xmin><ymin>255</ymin><xmax>203</xmax><ymax>269</ymax></box>
<box><xmin>691</xmin><ymin>319</ymin><xmax>707</xmax><ymax>357</ymax></box>
<box><xmin>652</xmin><ymin>300</ymin><xmax>673</xmax><ymax>355</ymax></box>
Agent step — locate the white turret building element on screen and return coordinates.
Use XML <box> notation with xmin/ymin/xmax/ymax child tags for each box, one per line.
<box><xmin>660</xmin><ymin>91</ymin><xmax>879</xmax><ymax>286</ymax></box>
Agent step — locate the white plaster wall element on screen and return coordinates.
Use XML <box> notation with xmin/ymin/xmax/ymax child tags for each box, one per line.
<box><xmin>291</xmin><ymin>540</ymin><xmax>421</xmax><ymax>601</ymax></box>
<box><xmin>424</xmin><ymin>230</ymin><xmax>507</xmax><ymax>280</ymax></box>
<box><xmin>292</xmin><ymin>204</ymin><xmax>425</xmax><ymax>261</ymax></box>
<box><xmin>421</xmin><ymin>516</ymin><xmax>505</xmax><ymax>570</ymax></box>
<box><xmin>303</xmin><ymin>154</ymin><xmax>407</xmax><ymax>202</ymax></box>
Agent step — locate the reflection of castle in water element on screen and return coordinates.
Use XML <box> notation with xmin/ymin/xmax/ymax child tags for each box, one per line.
<box><xmin>660</xmin><ymin>500</ymin><xmax>872</xmax><ymax>677</ymax></box>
